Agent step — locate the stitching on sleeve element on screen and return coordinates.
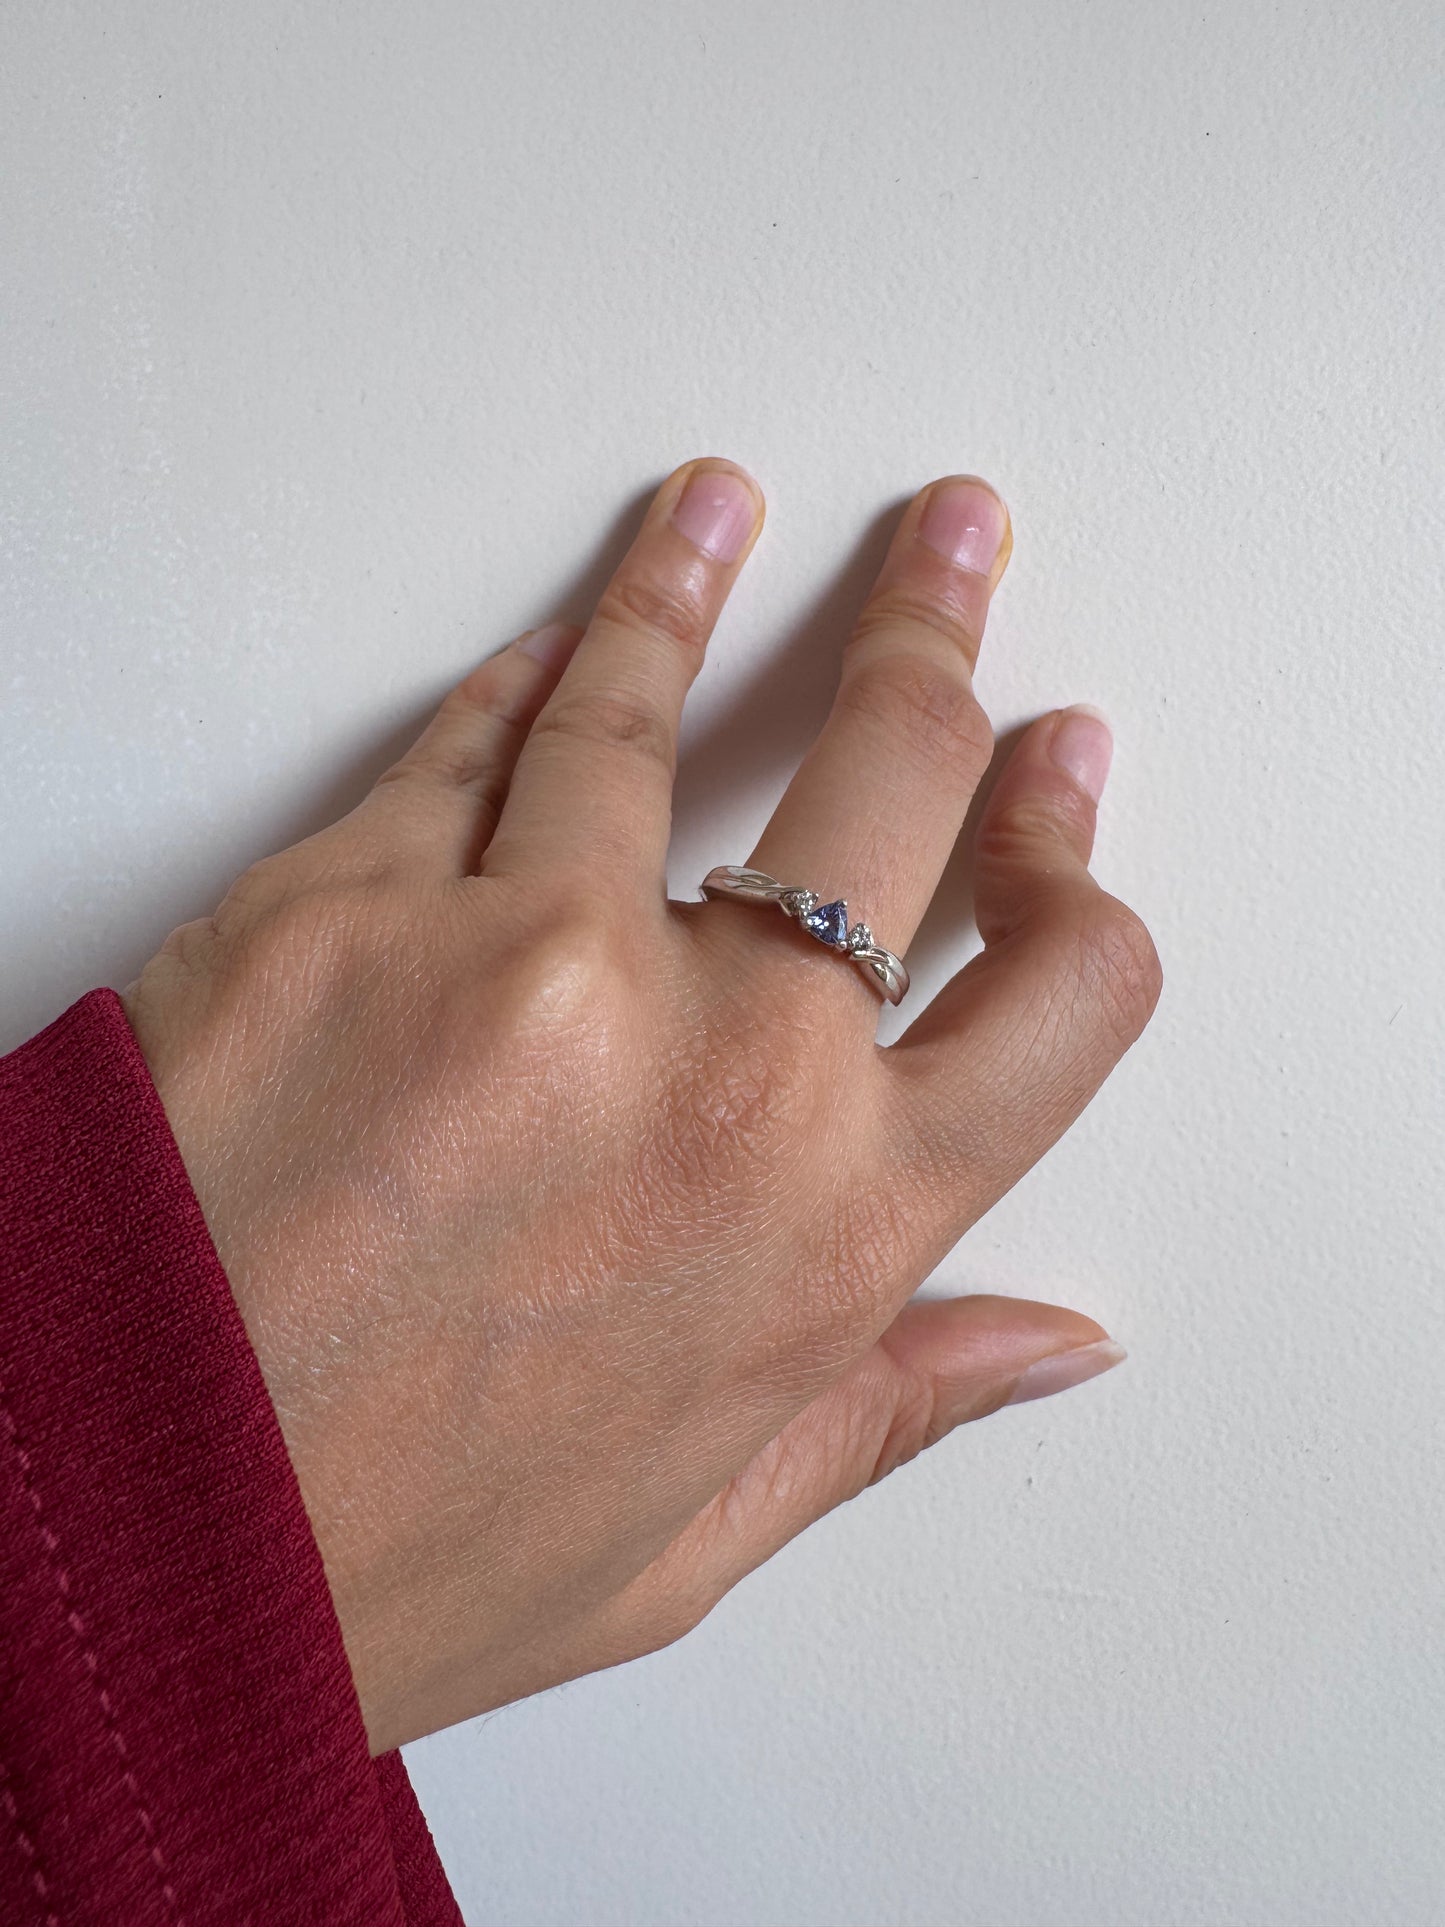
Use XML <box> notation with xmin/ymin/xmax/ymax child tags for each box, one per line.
<box><xmin>0</xmin><ymin>1753</ymin><xmax>62</xmax><ymax>1927</ymax></box>
<box><xmin>0</xmin><ymin>1391</ymin><xmax>188</xmax><ymax>1927</ymax></box>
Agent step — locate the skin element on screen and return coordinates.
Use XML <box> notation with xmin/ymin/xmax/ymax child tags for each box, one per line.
<box><xmin>121</xmin><ymin>459</ymin><xmax>1162</xmax><ymax>1754</ymax></box>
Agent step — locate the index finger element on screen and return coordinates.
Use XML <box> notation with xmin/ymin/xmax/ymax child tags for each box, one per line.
<box><xmin>483</xmin><ymin>458</ymin><xmax>765</xmax><ymax>897</ymax></box>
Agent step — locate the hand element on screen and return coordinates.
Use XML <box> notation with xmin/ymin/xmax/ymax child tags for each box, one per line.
<box><xmin>122</xmin><ymin>458</ymin><xmax>1161</xmax><ymax>1753</ymax></box>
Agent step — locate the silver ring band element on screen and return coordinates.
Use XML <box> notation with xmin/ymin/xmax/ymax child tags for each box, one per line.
<box><xmin>699</xmin><ymin>866</ymin><xmax>910</xmax><ymax>1006</ymax></box>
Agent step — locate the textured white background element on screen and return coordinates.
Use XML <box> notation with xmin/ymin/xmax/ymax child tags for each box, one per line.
<box><xmin>4</xmin><ymin>4</ymin><xmax>1444</xmax><ymax>1922</ymax></box>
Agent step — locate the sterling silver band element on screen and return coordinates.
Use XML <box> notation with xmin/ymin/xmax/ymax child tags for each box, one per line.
<box><xmin>699</xmin><ymin>866</ymin><xmax>910</xmax><ymax>1006</ymax></box>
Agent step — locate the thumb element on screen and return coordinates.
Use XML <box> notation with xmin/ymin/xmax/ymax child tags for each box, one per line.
<box><xmin>624</xmin><ymin>1294</ymin><xmax>1125</xmax><ymax>1638</ymax></box>
<box><xmin>872</xmin><ymin>1292</ymin><xmax>1127</xmax><ymax>1450</ymax></box>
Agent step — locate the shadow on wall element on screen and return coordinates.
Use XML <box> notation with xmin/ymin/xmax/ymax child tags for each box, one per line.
<box><xmin>90</xmin><ymin>473</ymin><xmax>1034</xmax><ymax>1026</ymax></box>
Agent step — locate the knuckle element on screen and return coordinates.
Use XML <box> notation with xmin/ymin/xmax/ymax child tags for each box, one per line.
<box><xmin>975</xmin><ymin>784</ymin><xmax>1093</xmax><ymax>870</ymax></box>
<box><xmin>837</xmin><ymin>651</ymin><xmax>992</xmax><ymax>774</ymax></box>
<box><xmin>375</xmin><ymin>742</ymin><xmax>496</xmax><ymax>799</ymax></box>
<box><xmin>1072</xmin><ymin>895</ymin><xmax>1163</xmax><ymax>1045</ymax></box>
<box><xmin>464</xmin><ymin>897</ymin><xmax>640</xmax><ymax>1065</ymax></box>
<box><xmin>369</xmin><ymin>759</ymin><xmax>421</xmax><ymax>796</ymax></box>
<box><xmin>530</xmin><ymin>691</ymin><xmax>675</xmax><ymax>776</ymax></box>
<box><xmin>442</xmin><ymin>658</ymin><xmax>523</xmax><ymax>723</ymax></box>
<box><xmin>867</xmin><ymin>1371</ymin><xmax>941</xmax><ymax>1486</ymax></box>
<box><xmin>206</xmin><ymin>889</ymin><xmax>352</xmax><ymax>1012</ymax></box>
<box><xmin>373</xmin><ymin>683</ymin><xmax>518</xmax><ymax>798</ymax></box>
<box><xmin>217</xmin><ymin>825</ymin><xmax>379</xmax><ymax>920</ymax></box>
<box><xmin>597</xmin><ymin>572</ymin><xmax>708</xmax><ymax>655</ymax></box>
<box><xmin>850</xmin><ymin>584</ymin><xmax>983</xmax><ymax>662</ymax></box>
<box><xmin>213</xmin><ymin>852</ymin><xmax>294</xmax><ymax>924</ymax></box>
<box><xmin>152</xmin><ymin>913</ymin><xmax>223</xmax><ymax>985</ymax></box>
<box><xmin>210</xmin><ymin>831</ymin><xmax>399</xmax><ymax>970</ymax></box>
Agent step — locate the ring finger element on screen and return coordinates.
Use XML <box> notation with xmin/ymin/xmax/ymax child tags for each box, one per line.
<box><xmin>744</xmin><ymin>475</ymin><xmax>1011</xmax><ymax>966</ymax></box>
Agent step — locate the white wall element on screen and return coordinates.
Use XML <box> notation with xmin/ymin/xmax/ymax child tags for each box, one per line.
<box><xmin>4</xmin><ymin>4</ymin><xmax>1443</xmax><ymax>1921</ymax></box>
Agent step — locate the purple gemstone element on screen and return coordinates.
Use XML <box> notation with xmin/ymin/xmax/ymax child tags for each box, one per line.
<box><xmin>803</xmin><ymin>899</ymin><xmax>849</xmax><ymax>947</ymax></box>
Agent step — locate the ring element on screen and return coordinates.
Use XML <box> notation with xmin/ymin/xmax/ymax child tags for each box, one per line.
<box><xmin>699</xmin><ymin>866</ymin><xmax>910</xmax><ymax>1006</ymax></box>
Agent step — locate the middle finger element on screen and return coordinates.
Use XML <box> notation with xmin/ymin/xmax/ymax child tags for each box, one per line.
<box><xmin>745</xmin><ymin>475</ymin><xmax>1011</xmax><ymax>963</ymax></box>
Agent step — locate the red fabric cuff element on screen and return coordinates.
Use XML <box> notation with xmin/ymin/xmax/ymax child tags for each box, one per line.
<box><xmin>0</xmin><ymin>988</ymin><xmax>461</xmax><ymax>1927</ymax></box>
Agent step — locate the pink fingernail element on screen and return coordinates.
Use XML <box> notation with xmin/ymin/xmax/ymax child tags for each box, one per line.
<box><xmin>1048</xmin><ymin>704</ymin><xmax>1114</xmax><ymax>802</ymax></box>
<box><xmin>517</xmin><ymin>621</ymin><xmax>582</xmax><ymax>671</ymax></box>
<box><xmin>1004</xmin><ymin>1338</ymin><xmax>1127</xmax><ymax>1406</ymax></box>
<box><xmin>670</xmin><ymin>468</ymin><xmax>758</xmax><ymax>563</ymax></box>
<box><xmin>917</xmin><ymin>477</ymin><xmax>1009</xmax><ymax>573</ymax></box>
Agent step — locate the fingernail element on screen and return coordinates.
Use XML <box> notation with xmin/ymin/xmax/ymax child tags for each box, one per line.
<box><xmin>516</xmin><ymin>620</ymin><xmax>582</xmax><ymax>671</ymax></box>
<box><xmin>670</xmin><ymin>466</ymin><xmax>759</xmax><ymax>563</ymax></box>
<box><xmin>1048</xmin><ymin>704</ymin><xmax>1114</xmax><ymax>802</ymax></box>
<box><xmin>917</xmin><ymin>477</ymin><xmax>1009</xmax><ymax>574</ymax></box>
<box><xmin>1004</xmin><ymin>1337</ymin><xmax>1127</xmax><ymax>1406</ymax></box>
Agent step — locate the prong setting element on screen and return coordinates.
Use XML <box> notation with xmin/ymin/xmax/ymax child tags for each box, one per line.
<box><xmin>698</xmin><ymin>867</ymin><xmax>909</xmax><ymax>1006</ymax></box>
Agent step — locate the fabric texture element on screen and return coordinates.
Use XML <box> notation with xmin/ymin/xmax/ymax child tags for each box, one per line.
<box><xmin>0</xmin><ymin>988</ymin><xmax>463</xmax><ymax>1927</ymax></box>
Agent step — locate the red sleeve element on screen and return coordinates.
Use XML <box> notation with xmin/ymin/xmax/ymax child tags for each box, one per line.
<box><xmin>0</xmin><ymin>989</ymin><xmax>465</xmax><ymax>1927</ymax></box>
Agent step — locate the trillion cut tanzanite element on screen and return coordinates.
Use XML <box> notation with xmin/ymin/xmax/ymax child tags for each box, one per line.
<box><xmin>802</xmin><ymin>899</ymin><xmax>850</xmax><ymax>947</ymax></box>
